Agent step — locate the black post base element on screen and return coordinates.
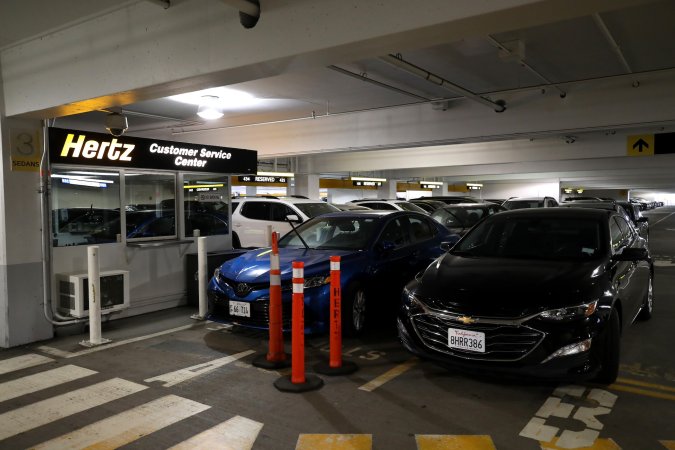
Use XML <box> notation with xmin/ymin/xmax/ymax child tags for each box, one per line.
<box><xmin>274</xmin><ymin>374</ymin><xmax>324</xmax><ymax>393</ymax></box>
<box><xmin>252</xmin><ymin>354</ymin><xmax>291</xmax><ymax>370</ymax></box>
<box><xmin>313</xmin><ymin>359</ymin><xmax>359</xmax><ymax>376</ymax></box>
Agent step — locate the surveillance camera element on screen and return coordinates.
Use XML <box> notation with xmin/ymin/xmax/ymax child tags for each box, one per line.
<box><xmin>564</xmin><ymin>135</ymin><xmax>577</xmax><ymax>144</ymax></box>
<box><xmin>105</xmin><ymin>112</ymin><xmax>128</xmax><ymax>137</ymax></box>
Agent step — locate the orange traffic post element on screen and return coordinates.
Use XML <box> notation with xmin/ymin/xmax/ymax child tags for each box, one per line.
<box><xmin>314</xmin><ymin>256</ymin><xmax>358</xmax><ymax>375</ymax></box>
<box><xmin>274</xmin><ymin>261</ymin><xmax>323</xmax><ymax>392</ymax></box>
<box><xmin>253</xmin><ymin>231</ymin><xmax>290</xmax><ymax>369</ymax></box>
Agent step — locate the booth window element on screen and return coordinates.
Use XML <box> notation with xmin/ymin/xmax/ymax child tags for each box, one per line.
<box><xmin>125</xmin><ymin>172</ymin><xmax>177</xmax><ymax>240</ymax></box>
<box><xmin>183</xmin><ymin>175</ymin><xmax>229</xmax><ymax>236</ymax></box>
<box><xmin>50</xmin><ymin>168</ymin><xmax>121</xmax><ymax>247</ymax></box>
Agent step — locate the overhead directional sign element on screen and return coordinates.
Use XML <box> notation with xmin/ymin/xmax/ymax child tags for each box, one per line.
<box><xmin>627</xmin><ymin>132</ymin><xmax>675</xmax><ymax>156</ymax></box>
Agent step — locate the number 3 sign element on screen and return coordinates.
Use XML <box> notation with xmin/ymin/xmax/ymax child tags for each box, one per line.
<box><xmin>10</xmin><ymin>128</ymin><xmax>42</xmax><ymax>172</ymax></box>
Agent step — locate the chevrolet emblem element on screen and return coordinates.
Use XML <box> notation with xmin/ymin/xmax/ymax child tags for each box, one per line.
<box><xmin>457</xmin><ymin>316</ymin><xmax>476</xmax><ymax>325</ymax></box>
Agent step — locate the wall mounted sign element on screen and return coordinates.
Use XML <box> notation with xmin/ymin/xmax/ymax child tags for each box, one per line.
<box><xmin>237</xmin><ymin>175</ymin><xmax>288</xmax><ymax>184</ymax></box>
<box><xmin>10</xmin><ymin>128</ymin><xmax>42</xmax><ymax>172</ymax></box>
<box><xmin>48</xmin><ymin>127</ymin><xmax>257</xmax><ymax>173</ymax></box>
<box><xmin>353</xmin><ymin>180</ymin><xmax>382</xmax><ymax>187</ymax></box>
<box><xmin>627</xmin><ymin>132</ymin><xmax>675</xmax><ymax>156</ymax></box>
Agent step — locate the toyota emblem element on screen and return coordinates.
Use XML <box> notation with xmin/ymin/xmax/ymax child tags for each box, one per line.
<box><xmin>235</xmin><ymin>283</ymin><xmax>252</xmax><ymax>297</ymax></box>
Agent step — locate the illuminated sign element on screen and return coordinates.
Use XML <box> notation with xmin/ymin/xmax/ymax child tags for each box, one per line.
<box><xmin>49</xmin><ymin>127</ymin><xmax>257</xmax><ymax>174</ymax></box>
<box><xmin>238</xmin><ymin>175</ymin><xmax>288</xmax><ymax>183</ymax></box>
<box><xmin>421</xmin><ymin>183</ymin><xmax>439</xmax><ymax>189</ymax></box>
<box><xmin>353</xmin><ymin>180</ymin><xmax>382</xmax><ymax>187</ymax></box>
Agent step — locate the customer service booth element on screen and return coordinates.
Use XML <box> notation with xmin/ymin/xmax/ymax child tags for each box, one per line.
<box><xmin>47</xmin><ymin>128</ymin><xmax>256</xmax><ymax>320</ymax></box>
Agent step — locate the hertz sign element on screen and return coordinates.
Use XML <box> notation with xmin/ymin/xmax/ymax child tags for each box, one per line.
<box><xmin>48</xmin><ymin>127</ymin><xmax>257</xmax><ymax>174</ymax></box>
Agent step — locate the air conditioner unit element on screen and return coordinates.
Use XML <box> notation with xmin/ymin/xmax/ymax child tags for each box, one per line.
<box><xmin>57</xmin><ymin>270</ymin><xmax>130</xmax><ymax>318</ymax></box>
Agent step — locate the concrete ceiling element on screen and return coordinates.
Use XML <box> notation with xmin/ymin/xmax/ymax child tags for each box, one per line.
<box><xmin>3</xmin><ymin>0</ymin><xmax>675</xmax><ymax>194</ymax></box>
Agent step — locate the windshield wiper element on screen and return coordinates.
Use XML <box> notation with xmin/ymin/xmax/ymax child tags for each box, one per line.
<box><xmin>285</xmin><ymin>215</ymin><xmax>310</xmax><ymax>250</ymax></box>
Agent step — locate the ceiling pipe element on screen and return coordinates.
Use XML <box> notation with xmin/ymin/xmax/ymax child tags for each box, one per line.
<box><xmin>328</xmin><ymin>65</ymin><xmax>431</xmax><ymax>101</ymax></box>
<box><xmin>486</xmin><ymin>36</ymin><xmax>567</xmax><ymax>98</ymax></box>
<box><xmin>379</xmin><ymin>54</ymin><xmax>506</xmax><ymax>112</ymax></box>
<box><xmin>221</xmin><ymin>0</ymin><xmax>260</xmax><ymax>28</ymax></box>
<box><xmin>592</xmin><ymin>13</ymin><xmax>632</xmax><ymax>74</ymax></box>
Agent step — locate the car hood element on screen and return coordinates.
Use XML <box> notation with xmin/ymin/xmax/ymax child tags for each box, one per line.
<box><xmin>416</xmin><ymin>254</ymin><xmax>606</xmax><ymax>317</ymax></box>
<box><xmin>219</xmin><ymin>247</ymin><xmax>361</xmax><ymax>283</ymax></box>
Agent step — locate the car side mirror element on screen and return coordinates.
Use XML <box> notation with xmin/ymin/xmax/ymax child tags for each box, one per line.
<box><xmin>613</xmin><ymin>247</ymin><xmax>649</xmax><ymax>262</ymax></box>
<box><xmin>286</xmin><ymin>214</ymin><xmax>302</xmax><ymax>223</ymax></box>
<box><xmin>440</xmin><ymin>234</ymin><xmax>461</xmax><ymax>251</ymax></box>
<box><xmin>637</xmin><ymin>217</ymin><xmax>648</xmax><ymax>223</ymax></box>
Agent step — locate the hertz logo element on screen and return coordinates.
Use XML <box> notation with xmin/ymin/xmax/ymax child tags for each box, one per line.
<box><xmin>60</xmin><ymin>134</ymin><xmax>134</xmax><ymax>161</ymax></box>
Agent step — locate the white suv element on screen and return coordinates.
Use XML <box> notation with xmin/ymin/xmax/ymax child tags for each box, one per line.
<box><xmin>231</xmin><ymin>196</ymin><xmax>340</xmax><ymax>248</ymax></box>
<box><xmin>350</xmin><ymin>199</ymin><xmax>428</xmax><ymax>214</ymax></box>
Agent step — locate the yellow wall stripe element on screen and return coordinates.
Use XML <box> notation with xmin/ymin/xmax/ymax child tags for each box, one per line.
<box><xmin>660</xmin><ymin>440</ymin><xmax>675</xmax><ymax>450</ymax></box>
<box><xmin>296</xmin><ymin>434</ymin><xmax>372</xmax><ymax>450</ymax></box>
<box><xmin>416</xmin><ymin>434</ymin><xmax>496</xmax><ymax>450</ymax></box>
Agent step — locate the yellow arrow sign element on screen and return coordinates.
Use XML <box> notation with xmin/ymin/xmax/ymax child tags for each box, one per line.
<box><xmin>627</xmin><ymin>135</ymin><xmax>654</xmax><ymax>156</ymax></box>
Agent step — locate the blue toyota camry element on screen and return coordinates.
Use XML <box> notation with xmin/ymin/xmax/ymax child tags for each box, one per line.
<box><xmin>207</xmin><ymin>210</ymin><xmax>455</xmax><ymax>335</ymax></box>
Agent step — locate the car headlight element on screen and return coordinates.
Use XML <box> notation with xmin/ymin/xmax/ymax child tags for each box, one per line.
<box><xmin>402</xmin><ymin>285</ymin><xmax>425</xmax><ymax>311</ymax></box>
<box><xmin>304</xmin><ymin>275</ymin><xmax>331</xmax><ymax>289</ymax></box>
<box><xmin>213</xmin><ymin>267</ymin><xmax>221</xmax><ymax>282</ymax></box>
<box><xmin>539</xmin><ymin>300</ymin><xmax>598</xmax><ymax>321</ymax></box>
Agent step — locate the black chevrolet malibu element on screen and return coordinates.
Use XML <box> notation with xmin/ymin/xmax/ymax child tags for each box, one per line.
<box><xmin>398</xmin><ymin>208</ymin><xmax>653</xmax><ymax>383</ymax></box>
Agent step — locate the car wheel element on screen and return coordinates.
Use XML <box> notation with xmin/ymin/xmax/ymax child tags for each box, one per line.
<box><xmin>343</xmin><ymin>283</ymin><xmax>367</xmax><ymax>337</ymax></box>
<box><xmin>594</xmin><ymin>308</ymin><xmax>620</xmax><ymax>384</ymax></box>
<box><xmin>638</xmin><ymin>275</ymin><xmax>653</xmax><ymax>320</ymax></box>
<box><xmin>232</xmin><ymin>232</ymin><xmax>241</xmax><ymax>249</ymax></box>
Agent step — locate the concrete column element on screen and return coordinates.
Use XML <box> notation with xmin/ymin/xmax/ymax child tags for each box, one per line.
<box><xmin>441</xmin><ymin>183</ymin><xmax>450</xmax><ymax>196</ymax></box>
<box><xmin>293</xmin><ymin>174</ymin><xmax>320</xmax><ymax>200</ymax></box>
<box><xmin>378</xmin><ymin>180</ymin><xmax>397</xmax><ymax>199</ymax></box>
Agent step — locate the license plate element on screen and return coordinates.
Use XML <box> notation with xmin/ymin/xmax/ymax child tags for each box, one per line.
<box><xmin>229</xmin><ymin>300</ymin><xmax>250</xmax><ymax>317</ymax></box>
<box><xmin>448</xmin><ymin>327</ymin><xmax>485</xmax><ymax>353</ymax></box>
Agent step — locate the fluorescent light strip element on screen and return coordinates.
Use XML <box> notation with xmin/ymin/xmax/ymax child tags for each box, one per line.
<box><xmin>183</xmin><ymin>184</ymin><xmax>224</xmax><ymax>189</ymax></box>
<box><xmin>420</xmin><ymin>181</ymin><xmax>443</xmax><ymax>185</ymax></box>
<box><xmin>52</xmin><ymin>175</ymin><xmax>114</xmax><ymax>183</ymax></box>
<box><xmin>61</xmin><ymin>179</ymin><xmax>110</xmax><ymax>188</ymax></box>
<box><xmin>351</xmin><ymin>176</ymin><xmax>387</xmax><ymax>182</ymax></box>
<box><xmin>257</xmin><ymin>171</ymin><xmax>294</xmax><ymax>177</ymax></box>
<box><xmin>466</xmin><ymin>183</ymin><xmax>483</xmax><ymax>187</ymax></box>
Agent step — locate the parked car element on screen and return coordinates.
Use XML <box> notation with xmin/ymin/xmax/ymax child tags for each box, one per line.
<box><xmin>430</xmin><ymin>203</ymin><xmax>506</xmax><ymax>236</ymax></box>
<box><xmin>332</xmin><ymin>203</ymin><xmax>372</xmax><ymax>211</ymax></box>
<box><xmin>502</xmin><ymin>196</ymin><xmax>559</xmax><ymax>210</ymax></box>
<box><xmin>409</xmin><ymin>199</ymin><xmax>448</xmax><ymax>213</ymax></box>
<box><xmin>398</xmin><ymin>207</ymin><xmax>653</xmax><ymax>383</ymax></box>
<box><xmin>482</xmin><ymin>199</ymin><xmax>506</xmax><ymax>205</ymax></box>
<box><xmin>208</xmin><ymin>210</ymin><xmax>455</xmax><ymax>335</ymax></box>
<box><xmin>231</xmin><ymin>196</ymin><xmax>340</xmax><ymax>248</ymax></box>
<box><xmin>350</xmin><ymin>199</ymin><xmax>428</xmax><ymax>214</ymax></box>
<box><xmin>617</xmin><ymin>201</ymin><xmax>650</xmax><ymax>242</ymax></box>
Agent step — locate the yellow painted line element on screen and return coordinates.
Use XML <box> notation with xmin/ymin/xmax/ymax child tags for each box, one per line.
<box><xmin>296</xmin><ymin>434</ymin><xmax>372</xmax><ymax>450</ymax></box>
<box><xmin>608</xmin><ymin>383</ymin><xmax>675</xmax><ymax>402</ymax></box>
<box><xmin>660</xmin><ymin>440</ymin><xmax>675</xmax><ymax>450</ymax></box>
<box><xmin>541</xmin><ymin>437</ymin><xmax>620</xmax><ymax>449</ymax></box>
<box><xmin>416</xmin><ymin>434</ymin><xmax>496</xmax><ymax>450</ymax></box>
<box><xmin>358</xmin><ymin>358</ymin><xmax>417</xmax><ymax>392</ymax></box>
<box><xmin>615</xmin><ymin>377</ymin><xmax>675</xmax><ymax>393</ymax></box>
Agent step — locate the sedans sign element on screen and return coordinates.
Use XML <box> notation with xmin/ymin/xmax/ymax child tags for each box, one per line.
<box><xmin>48</xmin><ymin>128</ymin><xmax>257</xmax><ymax>174</ymax></box>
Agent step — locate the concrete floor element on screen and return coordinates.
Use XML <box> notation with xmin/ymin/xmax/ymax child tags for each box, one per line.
<box><xmin>1</xmin><ymin>208</ymin><xmax>674</xmax><ymax>449</ymax></box>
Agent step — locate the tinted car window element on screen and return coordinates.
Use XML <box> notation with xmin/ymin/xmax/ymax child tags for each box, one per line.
<box><xmin>240</xmin><ymin>201</ymin><xmax>271</xmax><ymax>220</ymax></box>
<box><xmin>614</xmin><ymin>216</ymin><xmax>633</xmax><ymax>244</ymax></box>
<box><xmin>361</xmin><ymin>202</ymin><xmax>397</xmax><ymax>211</ymax></box>
<box><xmin>270</xmin><ymin>203</ymin><xmax>295</xmax><ymax>221</ymax></box>
<box><xmin>609</xmin><ymin>218</ymin><xmax>623</xmax><ymax>251</ymax></box>
<box><xmin>503</xmin><ymin>200</ymin><xmax>544</xmax><ymax>210</ymax></box>
<box><xmin>396</xmin><ymin>202</ymin><xmax>427</xmax><ymax>213</ymax></box>
<box><xmin>378</xmin><ymin>218</ymin><xmax>409</xmax><ymax>248</ymax></box>
<box><xmin>278</xmin><ymin>216</ymin><xmax>379</xmax><ymax>250</ymax></box>
<box><xmin>409</xmin><ymin>216</ymin><xmax>435</xmax><ymax>242</ymax></box>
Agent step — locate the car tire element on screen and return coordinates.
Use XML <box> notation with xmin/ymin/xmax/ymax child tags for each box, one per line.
<box><xmin>343</xmin><ymin>282</ymin><xmax>367</xmax><ymax>337</ymax></box>
<box><xmin>232</xmin><ymin>232</ymin><xmax>241</xmax><ymax>249</ymax></box>
<box><xmin>594</xmin><ymin>308</ymin><xmax>620</xmax><ymax>384</ymax></box>
<box><xmin>637</xmin><ymin>274</ymin><xmax>653</xmax><ymax>321</ymax></box>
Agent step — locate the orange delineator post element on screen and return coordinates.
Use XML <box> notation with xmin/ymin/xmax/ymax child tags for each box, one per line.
<box><xmin>267</xmin><ymin>231</ymin><xmax>286</xmax><ymax>362</ymax></box>
<box><xmin>329</xmin><ymin>256</ymin><xmax>342</xmax><ymax>368</ymax></box>
<box><xmin>291</xmin><ymin>261</ymin><xmax>306</xmax><ymax>384</ymax></box>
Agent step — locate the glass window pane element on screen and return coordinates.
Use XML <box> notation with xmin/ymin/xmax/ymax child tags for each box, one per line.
<box><xmin>183</xmin><ymin>175</ymin><xmax>229</xmax><ymax>236</ymax></box>
<box><xmin>51</xmin><ymin>168</ymin><xmax>121</xmax><ymax>246</ymax></box>
<box><xmin>125</xmin><ymin>172</ymin><xmax>176</xmax><ymax>240</ymax></box>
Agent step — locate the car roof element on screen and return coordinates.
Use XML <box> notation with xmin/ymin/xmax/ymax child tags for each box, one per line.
<box><xmin>316</xmin><ymin>210</ymin><xmax>421</xmax><ymax>219</ymax></box>
<box><xmin>559</xmin><ymin>201</ymin><xmax>617</xmax><ymax>210</ymax></box>
<box><xmin>494</xmin><ymin>207</ymin><xmax>610</xmax><ymax>219</ymax></box>
<box><xmin>232</xmin><ymin>196</ymin><xmax>326</xmax><ymax>204</ymax></box>
<box><xmin>504</xmin><ymin>197</ymin><xmax>552</xmax><ymax>201</ymax></box>
<box><xmin>443</xmin><ymin>202</ymin><xmax>500</xmax><ymax>207</ymax></box>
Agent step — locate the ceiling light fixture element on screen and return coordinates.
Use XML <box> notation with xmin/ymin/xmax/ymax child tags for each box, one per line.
<box><xmin>351</xmin><ymin>176</ymin><xmax>387</xmax><ymax>182</ymax></box>
<box><xmin>257</xmin><ymin>171</ymin><xmax>295</xmax><ymax>177</ymax></box>
<box><xmin>197</xmin><ymin>95</ymin><xmax>224</xmax><ymax>120</ymax></box>
<box><xmin>420</xmin><ymin>180</ymin><xmax>443</xmax><ymax>185</ymax></box>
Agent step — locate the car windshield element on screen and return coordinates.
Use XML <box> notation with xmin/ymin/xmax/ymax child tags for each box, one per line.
<box><xmin>278</xmin><ymin>216</ymin><xmax>379</xmax><ymax>250</ymax></box>
<box><xmin>503</xmin><ymin>200</ymin><xmax>544</xmax><ymax>210</ymax></box>
<box><xmin>293</xmin><ymin>202</ymin><xmax>340</xmax><ymax>218</ymax></box>
<box><xmin>453</xmin><ymin>217</ymin><xmax>603</xmax><ymax>260</ymax></box>
<box><xmin>396</xmin><ymin>202</ymin><xmax>427</xmax><ymax>213</ymax></box>
<box><xmin>432</xmin><ymin>207</ymin><xmax>485</xmax><ymax>228</ymax></box>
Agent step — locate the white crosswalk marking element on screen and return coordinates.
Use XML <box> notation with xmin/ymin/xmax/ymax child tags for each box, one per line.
<box><xmin>0</xmin><ymin>377</ymin><xmax>147</xmax><ymax>441</ymax></box>
<box><xmin>144</xmin><ymin>350</ymin><xmax>255</xmax><ymax>387</ymax></box>
<box><xmin>0</xmin><ymin>354</ymin><xmax>54</xmax><ymax>375</ymax></box>
<box><xmin>32</xmin><ymin>395</ymin><xmax>210</xmax><ymax>450</ymax></box>
<box><xmin>168</xmin><ymin>415</ymin><xmax>263</xmax><ymax>450</ymax></box>
<box><xmin>0</xmin><ymin>365</ymin><xmax>97</xmax><ymax>403</ymax></box>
